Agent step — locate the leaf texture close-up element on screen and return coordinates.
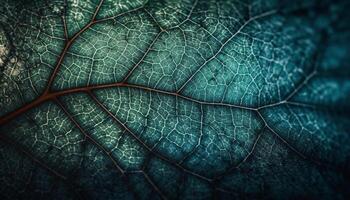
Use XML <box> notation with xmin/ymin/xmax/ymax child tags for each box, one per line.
<box><xmin>0</xmin><ymin>0</ymin><xmax>350</xmax><ymax>199</ymax></box>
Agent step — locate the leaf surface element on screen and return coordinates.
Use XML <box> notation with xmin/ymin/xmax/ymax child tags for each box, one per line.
<box><xmin>0</xmin><ymin>0</ymin><xmax>349</xmax><ymax>199</ymax></box>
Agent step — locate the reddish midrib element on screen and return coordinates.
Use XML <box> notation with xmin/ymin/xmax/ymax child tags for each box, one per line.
<box><xmin>0</xmin><ymin>90</ymin><xmax>75</xmax><ymax>126</ymax></box>
<box><xmin>0</xmin><ymin>94</ymin><xmax>51</xmax><ymax>126</ymax></box>
<box><xmin>0</xmin><ymin>81</ymin><xmax>181</xmax><ymax>125</ymax></box>
<box><xmin>0</xmin><ymin>83</ymin><xmax>116</xmax><ymax>126</ymax></box>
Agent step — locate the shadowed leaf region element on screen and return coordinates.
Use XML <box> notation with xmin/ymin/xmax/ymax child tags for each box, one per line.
<box><xmin>0</xmin><ymin>0</ymin><xmax>350</xmax><ymax>199</ymax></box>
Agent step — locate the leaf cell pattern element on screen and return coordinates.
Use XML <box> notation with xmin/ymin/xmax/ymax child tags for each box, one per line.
<box><xmin>0</xmin><ymin>0</ymin><xmax>350</xmax><ymax>199</ymax></box>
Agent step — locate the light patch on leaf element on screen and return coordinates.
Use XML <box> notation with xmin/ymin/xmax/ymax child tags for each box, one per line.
<box><xmin>0</xmin><ymin>29</ymin><xmax>9</xmax><ymax>67</ymax></box>
<box><xmin>4</xmin><ymin>58</ymin><xmax>24</xmax><ymax>78</ymax></box>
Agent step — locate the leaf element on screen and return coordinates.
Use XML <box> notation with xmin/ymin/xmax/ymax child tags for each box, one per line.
<box><xmin>0</xmin><ymin>0</ymin><xmax>349</xmax><ymax>199</ymax></box>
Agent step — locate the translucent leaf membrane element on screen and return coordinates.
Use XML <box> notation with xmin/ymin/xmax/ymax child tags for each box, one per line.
<box><xmin>0</xmin><ymin>0</ymin><xmax>349</xmax><ymax>199</ymax></box>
